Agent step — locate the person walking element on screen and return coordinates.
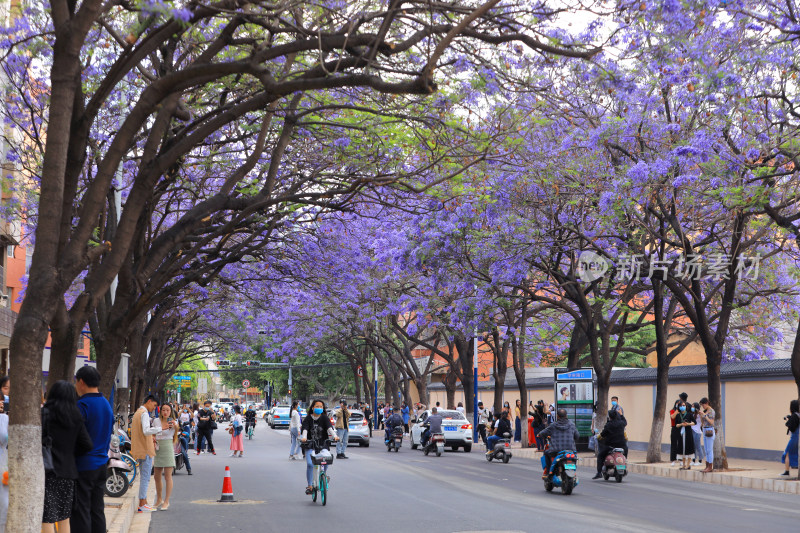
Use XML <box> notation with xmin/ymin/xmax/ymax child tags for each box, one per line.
<box><xmin>514</xmin><ymin>399</ymin><xmax>522</xmax><ymax>443</ymax></box>
<box><xmin>455</xmin><ymin>402</ymin><xmax>465</xmax><ymax>415</ymax></box>
<box><xmin>781</xmin><ymin>399</ymin><xmax>799</xmax><ymax>476</ymax></box>
<box><xmin>229</xmin><ymin>404</ymin><xmax>245</xmax><ymax>458</ymax></box>
<box><xmin>196</xmin><ymin>400</ymin><xmax>217</xmax><ymax>455</ymax></box>
<box><xmin>698</xmin><ymin>398</ymin><xmax>716</xmax><ymax>473</ymax></box>
<box><xmin>131</xmin><ymin>394</ymin><xmax>161</xmax><ymax>513</ymax></box>
<box><xmin>153</xmin><ymin>402</ymin><xmax>178</xmax><ymax>510</ymax></box>
<box><xmin>364</xmin><ymin>404</ymin><xmax>373</xmax><ymax>437</ymax></box>
<box><xmin>334</xmin><ymin>399</ymin><xmax>351</xmax><ymax>459</ymax></box>
<box><xmin>192</xmin><ymin>403</ymin><xmax>201</xmax><ymax>451</ymax></box>
<box><xmin>41</xmin><ymin>381</ymin><xmax>93</xmax><ymax>533</ymax></box>
<box><xmin>401</xmin><ymin>402</ymin><xmax>410</xmax><ymax>433</ymax></box>
<box><xmin>71</xmin><ymin>366</ymin><xmax>113</xmax><ymax>533</ymax></box>
<box><xmin>477</xmin><ymin>401</ymin><xmax>490</xmax><ymax>447</ymax></box>
<box><xmin>289</xmin><ymin>400</ymin><xmax>302</xmax><ymax>459</ymax></box>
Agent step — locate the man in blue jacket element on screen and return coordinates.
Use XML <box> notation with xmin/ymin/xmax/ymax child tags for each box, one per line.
<box><xmin>72</xmin><ymin>366</ymin><xmax>113</xmax><ymax>533</ymax></box>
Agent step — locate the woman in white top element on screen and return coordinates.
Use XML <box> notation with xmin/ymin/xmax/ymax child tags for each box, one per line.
<box><xmin>153</xmin><ymin>403</ymin><xmax>178</xmax><ymax>510</ymax></box>
<box><xmin>229</xmin><ymin>405</ymin><xmax>245</xmax><ymax>457</ymax></box>
<box><xmin>289</xmin><ymin>400</ymin><xmax>302</xmax><ymax>460</ymax></box>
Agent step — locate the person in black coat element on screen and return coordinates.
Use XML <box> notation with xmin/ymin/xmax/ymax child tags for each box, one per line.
<box><xmin>593</xmin><ymin>409</ymin><xmax>628</xmax><ymax>479</ymax></box>
<box><xmin>42</xmin><ymin>380</ymin><xmax>93</xmax><ymax>532</ymax></box>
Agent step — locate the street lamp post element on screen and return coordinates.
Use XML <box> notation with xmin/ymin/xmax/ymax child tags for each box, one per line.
<box><xmin>373</xmin><ymin>355</ymin><xmax>378</xmax><ymax>435</ymax></box>
<box><xmin>473</xmin><ymin>326</ymin><xmax>479</xmax><ymax>443</ymax></box>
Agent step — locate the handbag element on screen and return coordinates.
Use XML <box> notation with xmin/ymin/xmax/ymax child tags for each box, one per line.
<box><xmin>211</xmin><ymin>421</ymin><xmax>218</xmax><ymax>430</ymax></box>
<box><xmin>704</xmin><ymin>427</ymin><xmax>714</xmax><ymax>437</ymax></box>
<box><xmin>588</xmin><ymin>434</ymin><xmax>597</xmax><ymax>452</ymax></box>
<box><xmin>41</xmin><ymin>408</ymin><xmax>55</xmax><ymax>475</ymax></box>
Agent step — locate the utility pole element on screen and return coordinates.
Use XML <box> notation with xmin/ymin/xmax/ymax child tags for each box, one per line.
<box><xmin>473</xmin><ymin>326</ymin><xmax>479</xmax><ymax>443</ymax></box>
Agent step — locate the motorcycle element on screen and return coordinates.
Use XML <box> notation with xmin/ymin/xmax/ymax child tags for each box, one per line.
<box><xmin>386</xmin><ymin>426</ymin><xmax>403</xmax><ymax>452</ymax></box>
<box><xmin>601</xmin><ymin>447</ymin><xmax>628</xmax><ymax>482</ymax></box>
<box><xmin>486</xmin><ymin>432</ymin><xmax>513</xmax><ymax>463</ymax></box>
<box><xmin>541</xmin><ymin>449</ymin><xmax>579</xmax><ymax>495</ymax></box>
<box><xmin>105</xmin><ymin>434</ymin><xmax>133</xmax><ymax>497</ymax></box>
<box><xmin>423</xmin><ymin>431</ymin><xmax>445</xmax><ymax>457</ymax></box>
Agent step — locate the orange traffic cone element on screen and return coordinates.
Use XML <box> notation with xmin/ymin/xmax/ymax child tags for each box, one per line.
<box><xmin>218</xmin><ymin>466</ymin><xmax>236</xmax><ymax>502</ymax></box>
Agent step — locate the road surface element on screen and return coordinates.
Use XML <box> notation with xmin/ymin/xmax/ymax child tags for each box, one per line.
<box><xmin>148</xmin><ymin>426</ymin><xmax>799</xmax><ymax>532</ymax></box>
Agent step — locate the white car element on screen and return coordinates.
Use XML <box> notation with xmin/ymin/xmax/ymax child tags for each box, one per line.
<box><xmin>410</xmin><ymin>409</ymin><xmax>473</xmax><ymax>452</ymax></box>
<box><xmin>344</xmin><ymin>410</ymin><xmax>370</xmax><ymax>447</ymax></box>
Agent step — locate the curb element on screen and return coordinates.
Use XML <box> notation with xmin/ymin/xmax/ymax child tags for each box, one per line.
<box><xmin>105</xmin><ymin>487</ymin><xmax>137</xmax><ymax>533</ymax></box>
<box><xmin>510</xmin><ymin>447</ymin><xmax>800</xmax><ymax>495</ymax></box>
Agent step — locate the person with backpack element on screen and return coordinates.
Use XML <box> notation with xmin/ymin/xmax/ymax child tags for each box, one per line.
<box><xmin>229</xmin><ymin>404</ymin><xmax>245</xmax><ymax>458</ymax></box>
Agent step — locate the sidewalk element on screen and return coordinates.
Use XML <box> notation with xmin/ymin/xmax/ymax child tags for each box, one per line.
<box><xmin>502</xmin><ymin>442</ymin><xmax>800</xmax><ymax>495</ymax></box>
<box><xmin>104</xmin><ymin>473</ymin><xmax>155</xmax><ymax>533</ymax></box>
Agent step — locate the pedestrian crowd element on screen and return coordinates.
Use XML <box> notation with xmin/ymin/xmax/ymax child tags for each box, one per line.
<box><xmin>668</xmin><ymin>392</ymin><xmax>716</xmax><ymax>472</ymax></box>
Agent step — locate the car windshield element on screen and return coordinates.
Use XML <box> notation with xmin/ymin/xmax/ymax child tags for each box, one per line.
<box><xmin>440</xmin><ymin>410</ymin><xmax>465</xmax><ymax>420</ymax></box>
<box><xmin>350</xmin><ymin>411</ymin><xmax>364</xmax><ymax>421</ymax></box>
<box><xmin>274</xmin><ymin>408</ymin><xmax>290</xmax><ymax>414</ymax></box>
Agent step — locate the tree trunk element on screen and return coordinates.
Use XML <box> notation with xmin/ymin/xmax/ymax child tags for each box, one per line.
<box><xmin>513</xmin><ymin>303</ymin><xmax>529</xmax><ymax>447</ymax></box>
<box><xmin>647</xmin><ymin>363</ymin><xmax>669</xmax><ymax>463</ymax></box>
<box><xmin>566</xmin><ymin>320</ymin><xmax>589</xmax><ymax>369</ymax></box>
<box><xmin>706</xmin><ymin>354</ymin><xmax>727</xmax><ymax>470</ymax></box>
<box><xmin>7</xmin><ymin>312</ymin><xmax>50</xmax><ymax>532</ymax></box>
<box><xmin>791</xmin><ymin>315</ymin><xmax>800</xmax><ymax>399</ymax></box>
<box><xmin>647</xmin><ymin>279</ymin><xmax>669</xmax><ymax>463</ymax></box>
<box><xmin>47</xmin><ymin>301</ymin><xmax>80</xmax><ymax>388</ymax></box>
<box><xmin>414</xmin><ymin>376</ymin><xmax>429</xmax><ymax>406</ymax></box>
<box><xmin>455</xmin><ymin>336</ymin><xmax>474</xmax><ymax>421</ymax></box>
<box><xmin>95</xmin><ymin>331</ymin><xmax>126</xmax><ymax>398</ymax></box>
<box><xmin>443</xmin><ymin>370</ymin><xmax>457</xmax><ymax>410</ymax></box>
<box><xmin>491</xmin><ymin>334</ymin><xmax>508</xmax><ymax>414</ymax></box>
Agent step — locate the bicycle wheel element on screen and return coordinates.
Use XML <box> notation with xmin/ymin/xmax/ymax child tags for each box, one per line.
<box><xmin>320</xmin><ymin>470</ymin><xmax>327</xmax><ymax>506</ymax></box>
<box><xmin>122</xmin><ymin>454</ymin><xmax>137</xmax><ymax>483</ymax></box>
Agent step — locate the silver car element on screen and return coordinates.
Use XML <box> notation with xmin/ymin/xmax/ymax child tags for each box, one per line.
<box><xmin>410</xmin><ymin>409</ymin><xmax>473</xmax><ymax>452</ymax></box>
<box><xmin>331</xmin><ymin>409</ymin><xmax>370</xmax><ymax>447</ymax></box>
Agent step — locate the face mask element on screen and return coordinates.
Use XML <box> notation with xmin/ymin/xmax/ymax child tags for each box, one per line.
<box><xmin>679</xmin><ymin>406</ymin><xmax>686</xmax><ymax>412</ymax></box>
<box><xmin>313</xmin><ymin>408</ymin><xmax>323</xmax><ymax>415</ymax></box>
<box><xmin>691</xmin><ymin>407</ymin><xmax>695</xmax><ymax>412</ymax></box>
<box><xmin>611</xmin><ymin>401</ymin><xmax>618</xmax><ymax>407</ymax></box>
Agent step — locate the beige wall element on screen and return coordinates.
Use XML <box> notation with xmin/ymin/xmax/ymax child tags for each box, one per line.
<box><xmin>424</xmin><ymin>377</ymin><xmax>798</xmax><ymax>455</ymax></box>
<box><xmin>725</xmin><ymin>380</ymin><xmax>795</xmax><ymax>452</ymax></box>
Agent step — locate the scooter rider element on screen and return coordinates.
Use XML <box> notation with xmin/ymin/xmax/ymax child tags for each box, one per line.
<box><xmin>486</xmin><ymin>410</ymin><xmax>512</xmax><ymax>455</ymax></box>
<box><xmin>385</xmin><ymin>407</ymin><xmax>405</xmax><ymax>443</ymax></box>
<box><xmin>421</xmin><ymin>407</ymin><xmax>443</xmax><ymax>447</ymax></box>
<box><xmin>592</xmin><ymin>409</ymin><xmax>628</xmax><ymax>479</ymax></box>
<box><xmin>538</xmin><ymin>408</ymin><xmax>579</xmax><ymax>479</ymax></box>
<box><xmin>244</xmin><ymin>405</ymin><xmax>257</xmax><ymax>434</ymax></box>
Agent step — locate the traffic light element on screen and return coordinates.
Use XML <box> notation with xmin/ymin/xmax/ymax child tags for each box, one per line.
<box><xmin>288</xmin><ymin>388</ymin><xmax>292</xmax><ymax>395</ymax></box>
<box><xmin>216</xmin><ymin>360</ymin><xmax>230</xmax><ymax>367</ymax></box>
<box><xmin>246</xmin><ymin>360</ymin><xmax>259</xmax><ymax>366</ymax></box>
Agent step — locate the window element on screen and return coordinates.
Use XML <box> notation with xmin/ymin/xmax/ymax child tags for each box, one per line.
<box><xmin>6</xmin><ymin>246</ymin><xmax>13</xmax><ymax>258</ymax></box>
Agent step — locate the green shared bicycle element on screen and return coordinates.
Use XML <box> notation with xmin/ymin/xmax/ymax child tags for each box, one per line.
<box><xmin>308</xmin><ymin>441</ymin><xmax>334</xmax><ymax>506</ymax></box>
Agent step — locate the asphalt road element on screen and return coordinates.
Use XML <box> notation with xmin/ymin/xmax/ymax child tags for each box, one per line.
<box><xmin>149</xmin><ymin>426</ymin><xmax>799</xmax><ymax>533</ymax></box>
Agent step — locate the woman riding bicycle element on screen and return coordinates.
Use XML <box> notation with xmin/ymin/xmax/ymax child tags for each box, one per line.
<box><xmin>300</xmin><ymin>399</ymin><xmax>338</xmax><ymax>495</ymax></box>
